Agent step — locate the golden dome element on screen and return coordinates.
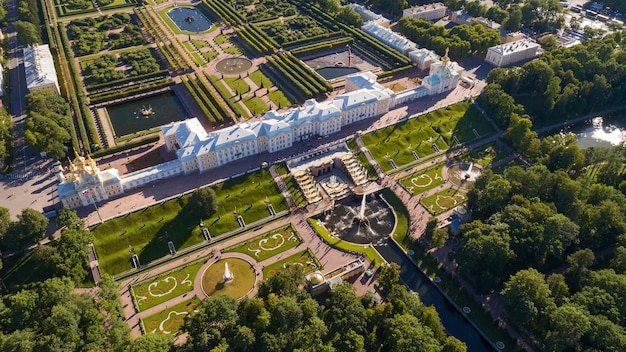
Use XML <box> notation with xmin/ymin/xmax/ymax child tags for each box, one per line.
<box><xmin>309</xmin><ymin>272</ymin><xmax>324</xmax><ymax>285</ymax></box>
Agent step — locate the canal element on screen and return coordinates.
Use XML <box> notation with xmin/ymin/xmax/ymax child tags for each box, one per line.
<box><xmin>375</xmin><ymin>241</ymin><xmax>497</xmax><ymax>352</ymax></box>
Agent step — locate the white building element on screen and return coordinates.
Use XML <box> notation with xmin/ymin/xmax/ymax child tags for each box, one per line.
<box><xmin>361</xmin><ymin>21</ymin><xmax>417</xmax><ymax>55</ymax></box>
<box><xmin>347</xmin><ymin>3</ymin><xmax>390</xmax><ymax>27</ymax></box>
<box><xmin>403</xmin><ymin>3</ymin><xmax>447</xmax><ymax>21</ymax></box>
<box><xmin>422</xmin><ymin>52</ymin><xmax>462</xmax><ymax>94</ymax></box>
<box><xmin>23</xmin><ymin>44</ymin><xmax>60</xmax><ymax>95</ymax></box>
<box><xmin>409</xmin><ymin>48</ymin><xmax>441</xmax><ymax>70</ymax></box>
<box><xmin>58</xmin><ymin>69</ymin><xmax>461</xmax><ymax>208</ymax></box>
<box><xmin>449</xmin><ymin>10</ymin><xmax>501</xmax><ymax>30</ymax></box>
<box><xmin>485</xmin><ymin>39</ymin><xmax>540</xmax><ymax>67</ymax></box>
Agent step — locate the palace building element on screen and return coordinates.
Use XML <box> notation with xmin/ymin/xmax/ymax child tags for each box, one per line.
<box><xmin>58</xmin><ymin>68</ymin><xmax>461</xmax><ymax>208</ymax></box>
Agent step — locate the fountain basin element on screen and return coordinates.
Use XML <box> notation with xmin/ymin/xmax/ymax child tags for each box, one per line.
<box><xmin>216</xmin><ymin>58</ymin><xmax>253</xmax><ymax>75</ymax></box>
<box><xmin>201</xmin><ymin>258</ymin><xmax>256</xmax><ymax>299</ymax></box>
<box><xmin>317</xmin><ymin>195</ymin><xmax>395</xmax><ymax>245</ymax></box>
<box><xmin>167</xmin><ymin>7</ymin><xmax>213</xmax><ymax>33</ymax></box>
<box><xmin>446</xmin><ymin>162</ymin><xmax>482</xmax><ymax>189</ymax></box>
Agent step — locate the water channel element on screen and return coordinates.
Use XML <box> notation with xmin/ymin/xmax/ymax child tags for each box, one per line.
<box><xmin>565</xmin><ymin>115</ymin><xmax>626</xmax><ymax>148</ymax></box>
<box><xmin>375</xmin><ymin>241</ymin><xmax>497</xmax><ymax>351</ymax></box>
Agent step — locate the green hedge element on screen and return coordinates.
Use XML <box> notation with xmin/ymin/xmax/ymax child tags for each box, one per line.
<box><xmin>284</xmin><ymin>31</ymin><xmax>342</xmax><ymax>48</ymax></box>
<box><xmin>89</xmin><ymin>79</ymin><xmax>174</xmax><ymax>104</ymax></box>
<box><xmin>290</xmin><ymin>37</ymin><xmax>353</xmax><ymax>55</ymax></box>
<box><xmin>205</xmin><ymin>73</ymin><xmax>250</xmax><ymax>120</ymax></box>
<box><xmin>87</xmin><ymin>70</ymin><xmax>169</xmax><ymax>92</ymax></box>
<box><xmin>265</xmin><ymin>56</ymin><xmax>313</xmax><ymax>98</ymax></box>
<box><xmin>259</xmin><ymin>63</ymin><xmax>306</xmax><ymax>103</ymax></box>
<box><xmin>90</xmin><ymin>135</ymin><xmax>160</xmax><ymax>158</ymax></box>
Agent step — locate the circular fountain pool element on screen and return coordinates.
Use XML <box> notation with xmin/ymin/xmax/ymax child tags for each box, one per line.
<box><xmin>446</xmin><ymin>162</ymin><xmax>482</xmax><ymax>189</ymax></box>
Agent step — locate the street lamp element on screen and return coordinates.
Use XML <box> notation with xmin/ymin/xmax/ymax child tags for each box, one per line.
<box><xmin>83</xmin><ymin>190</ymin><xmax>103</xmax><ymax>224</ymax></box>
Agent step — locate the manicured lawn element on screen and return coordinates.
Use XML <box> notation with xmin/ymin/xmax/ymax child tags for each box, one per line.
<box><xmin>101</xmin><ymin>0</ymin><xmax>130</xmax><ymax>8</ymax></box>
<box><xmin>191</xmin><ymin>39</ymin><xmax>209</xmax><ymax>49</ymax></box>
<box><xmin>381</xmin><ymin>188</ymin><xmax>410</xmax><ymax>247</ymax></box>
<box><xmin>132</xmin><ymin>260</ymin><xmax>205</xmax><ymax>312</ymax></box>
<box><xmin>262</xmin><ymin>249</ymin><xmax>321</xmax><ymax>278</ymax></box>
<box><xmin>274</xmin><ymin>162</ymin><xmax>288</xmax><ymax>176</ymax></box>
<box><xmin>361</xmin><ymin>101</ymin><xmax>494</xmax><ymax>171</ymax></box>
<box><xmin>225</xmin><ymin>224</ymin><xmax>302</xmax><ymax>261</ymax></box>
<box><xmin>284</xmin><ymin>175</ymin><xmax>307</xmax><ymax>208</ymax></box>
<box><xmin>249</xmin><ymin>70</ymin><xmax>273</xmax><ymax>88</ymax></box>
<box><xmin>214</xmin><ymin>34</ymin><xmax>228</xmax><ymax>45</ymax></box>
<box><xmin>267</xmin><ymin>89</ymin><xmax>292</xmax><ymax>109</ymax></box>
<box><xmin>453</xmin><ymin>143</ymin><xmax>509</xmax><ymax>168</ymax></box>
<box><xmin>92</xmin><ymin>169</ymin><xmax>288</xmax><ymax>275</ymax></box>
<box><xmin>142</xmin><ymin>296</ymin><xmax>201</xmax><ymax>335</ymax></box>
<box><xmin>421</xmin><ymin>188</ymin><xmax>467</xmax><ymax>215</ymax></box>
<box><xmin>202</xmin><ymin>49</ymin><xmax>218</xmax><ymax>62</ymax></box>
<box><xmin>223</xmin><ymin>45</ymin><xmax>242</xmax><ymax>55</ymax></box>
<box><xmin>224</xmin><ymin>77</ymin><xmax>250</xmax><ymax>94</ymax></box>
<box><xmin>399</xmin><ymin>164</ymin><xmax>445</xmax><ymax>195</ymax></box>
<box><xmin>308</xmin><ymin>219</ymin><xmax>385</xmax><ymax>268</ymax></box>
<box><xmin>244</xmin><ymin>96</ymin><xmax>269</xmax><ymax>115</ymax></box>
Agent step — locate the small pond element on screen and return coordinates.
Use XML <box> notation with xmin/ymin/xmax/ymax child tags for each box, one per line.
<box><xmin>216</xmin><ymin>58</ymin><xmax>253</xmax><ymax>74</ymax></box>
<box><xmin>106</xmin><ymin>92</ymin><xmax>188</xmax><ymax>137</ymax></box>
<box><xmin>167</xmin><ymin>7</ymin><xmax>212</xmax><ymax>33</ymax></box>
<box><xmin>315</xmin><ymin>66</ymin><xmax>361</xmax><ymax>80</ymax></box>
<box><xmin>564</xmin><ymin>115</ymin><xmax>626</xmax><ymax>148</ymax></box>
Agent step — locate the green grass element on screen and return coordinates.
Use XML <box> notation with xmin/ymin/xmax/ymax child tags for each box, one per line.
<box><xmin>262</xmin><ymin>249</ymin><xmax>321</xmax><ymax>278</ymax></box>
<box><xmin>399</xmin><ymin>164</ymin><xmax>446</xmax><ymax>195</ymax></box>
<box><xmin>132</xmin><ymin>260</ymin><xmax>205</xmax><ymax>312</ymax></box>
<box><xmin>274</xmin><ymin>162</ymin><xmax>289</xmax><ymax>176</ymax></box>
<box><xmin>225</xmin><ymin>224</ymin><xmax>302</xmax><ymax>261</ymax></box>
<box><xmin>249</xmin><ymin>70</ymin><xmax>273</xmax><ymax>88</ymax></box>
<box><xmin>381</xmin><ymin>188</ymin><xmax>410</xmax><ymax>247</ymax></box>
<box><xmin>308</xmin><ymin>219</ymin><xmax>385</xmax><ymax>268</ymax></box>
<box><xmin>267</xmin><ymin>89</ymin><xmax>292</xmax><ymax>109</ymax></box>
<box><xmin>223</xmin><ymin>45</ymin><xmax>242</xmax><ymax>55</ymax></box>
<box><xmin>191</xmin><ymin>39</ymin><xmax>210</xmax><ymax>49</ymax></box>
<box><xmin>214</xmin><ymin>34</ymin><xmax>228</xmax><ymax>45</ymax></box>
<box><xmin>101</xmin><ymin>0</ymin><xmax>130</xmax><ymax>7</ymax></box>
<box><xmin>284</xmin><ymin>175</ymin><xmax>307</xmax><ymax>208</ymax></box>
<box><xmin>202</xmin><ymin>50</ymin><xmax>218</xmax><ymax>62</ymax></box>
<box><xmin>142</xmin><ymin>296</ymin><xmax>201</xmax><ymax>335</ymax></box>
<box><xmin>361</xmin><ymin>101</ymin><xmax>495</xmax><ymax>172</ymax></box>
<box><xmin>452</xmin><ymin>143</ymin><xmax>509</xmax><ymax>168</ymax></box>
<box><xmin>244</xmin><ymin>96</ymin><xmax>269</xmax><ymax>115</ymax></box>
<box><xmin>92</xmin><ymin>169</ymin><xmax>288</xmax><ymax>275</ymax></box>
<box><xmin>224</xmin><ymin>77</ymin><xmax>250</xmax><ymax>94</ymax></box>
<box><xmin>421</xmin><ymin>188</ymin><xmax>467</xmax><ymax>215</ymax></box>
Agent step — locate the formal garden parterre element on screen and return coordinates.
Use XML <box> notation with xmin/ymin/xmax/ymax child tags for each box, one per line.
<box><xmin>225</xmin><ymin>224</ymin><xmax>302</xmax><ymax>261</ymax></box>
<box><xmin>92</xmin><ymin>169</ymin><xmax>288</xmax><ymax>275</ymax></box>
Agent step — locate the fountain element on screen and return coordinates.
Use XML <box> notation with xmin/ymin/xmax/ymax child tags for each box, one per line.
<box><xmin>135</xmin><ymin>105</ymin><xmax>155</xmax><ymax>118</ymax></box>
<box><xmin>322</xmin><ymin>174</ymin><xmax>349</xmax><ymax>200</ymax></box>
<box><xmin>216</xmin><ymin>58</ymin><xmax>253</xmax><ymax>74</ymax></box>
<box><xmin>446</xmin><ymin>162</ymin><xmax>482</xmax><ymax>189</ymax></box>
<box><xmin>223</xmin><ymin>262</ymin><xmax>234</xmax><ymax>284</ymax></box>
<box><xmin>167</xmin><ymin>7</ymin><xmax>213</xmax><ymax>33</ymax></box>
<box><xmin>185</xmin><ymin>16</ymin><xmax>194</xmax><ymax>23</ymax></box>
<box><xmin>317</xmin><ymin>194</ymin><xmax>394</xmax><ymax>245</ymax></box>
<box><xmin>354</xmin><ymin>194</ymin><xmax>368</xmax><ymax>225</ymax></box>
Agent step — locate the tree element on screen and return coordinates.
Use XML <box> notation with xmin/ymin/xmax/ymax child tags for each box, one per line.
<box><xmin>14</xmin><ymin>20</ymin><xmax>41</xmax><ymax>45</ymax></box>
<box><xmin>24</xmin><ymin>113</ymin><xmax>71</xmax><ymax>159</ymax></box>
<box><xmin>0</xmin><ymin>108</ymin><xmax>13</xmax><ymax>163</ymax></box>
<box><xmin>485</xmin><ymin>5</ymin><xmax>508</xmax><ymax>23</ymax></box>
<box><xmin>0</xmin><ymin>206</ymin><xmax>11</xmax><ymax>236</ymax></box>
<box><xmin>257</xmin><ymin>264</ymin><xmax>304</xmax><ymax>299</ymax></box>
<box><xmin>545</xmin><ymin>304</ymin><xmax>591</xmax><ymax>352</ymax></box>
<box><xmin>187</xmin><ymin>187</ymin><xmax>217</xmax><ymax>219</ymax></box>
<box><xmin>503</xmin><ymin>6</ymin><xmax>522</xmax><ymax>31</ymax></box>
<box><xmin>546</xmin><ymin>274</ymin><xmax>568</xmax><ymax>306</ymax></box>
<box><xmin>127</xmin><ymin>334</ymin><xmax>171</xmax><ymax>352</ymax></box>
<box><xmin>564</xmin><ymin>249</ymin><xmax>594</xmax><ymax>290</ymax></box>
<box><xmin>324</xmin><ymin>283</ymin><xmax>367</xmax><ymax>337</ymax></box>
<box><xmin>610</xmin><ymin>246</ymin><xmax>626</xmax><ymax>274</ymax></box>
<box><xmin>503</xmin><ymin>114</ymin><xmax>540</xmax><ymax>158</ymax></box>
<box><xmin>501</xmin><ymin>268</ymin><xmax>554</xmax><ymax>326</ymax></box>
<box><xmin>17</xmin><ymin>208</ymin><xmax>49</xmax><ymax>245</ymax></box>
<box><xmin>540</xmin><ymin>35</ymin><xmax>558</xmax><ymax>51</ymax></box>
<box><xmin>184</xmin><ymin>295</ymin><xmax>238</xmax><ymax>351</ymax></box>
<box><xmin>384</xmin><ymin>314</ymin><xmax>442</xmax><ymax>352</ymax></box>
<box><xmin>53</xmin><ymin>228</ymin><xmax>94</xmax><ymax>283</ymax></box>
<box><xmin>56</xmin><ymin>207</ymin><xmax>84</xmax><ymax>230</ymax></box>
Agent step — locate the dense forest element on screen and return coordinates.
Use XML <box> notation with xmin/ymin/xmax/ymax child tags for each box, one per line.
<box><xmin>465</xmin><ymin>29</ymin><xmax>626</xmax><ymax>352</ymax></box>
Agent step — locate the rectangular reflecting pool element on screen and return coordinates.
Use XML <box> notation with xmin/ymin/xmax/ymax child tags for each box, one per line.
<box><xmin>106</xmin><ymin>92</ymin><xmax>189</xmax><ymax>137</ymax></box>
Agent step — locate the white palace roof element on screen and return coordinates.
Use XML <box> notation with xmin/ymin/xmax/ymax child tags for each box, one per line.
<box><xmin>23</xmin><ymin>45</ymin><xmax>59</xmax><ymax>92</ymax></box>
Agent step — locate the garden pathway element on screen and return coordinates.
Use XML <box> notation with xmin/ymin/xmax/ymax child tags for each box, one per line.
<box><xmin>269</xmin><ymin>165</ymin><xmax>297</xmax><ymax>210</ymax></box>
